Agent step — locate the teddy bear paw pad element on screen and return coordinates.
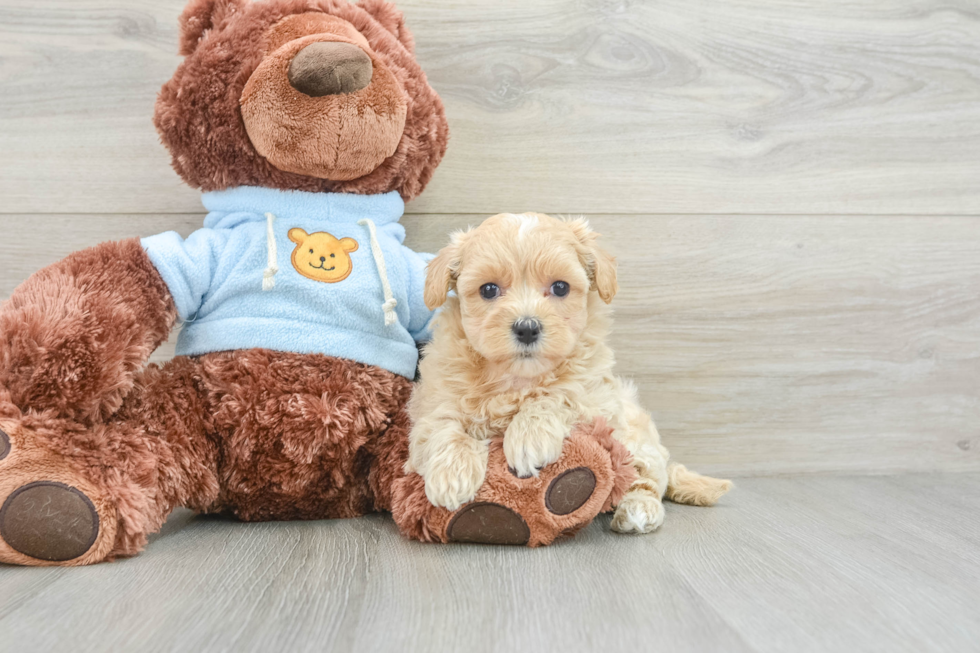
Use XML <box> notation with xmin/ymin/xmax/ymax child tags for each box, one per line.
<box><xmin>446</xmin><ymin>502</ymin><xmax>530</xmax><ymax>545</ymax></box>
<box><xmin>0</xmin><ymin>481</ymin><xmax>100</xmax><ymax>562</ymax></box>
<box><xmin>0</xmin><ymin>428</ymin><xmax>9</xmax><ymax>461</ymax></box>
<box><xmin>545</xmin><ymin>467</ymin><xmax>596</xmax><ymax>515</ymax></box>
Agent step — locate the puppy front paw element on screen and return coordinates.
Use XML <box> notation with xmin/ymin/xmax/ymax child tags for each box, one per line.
<box><xmin>503</xmin><ymin>414</ymin><xmax>568</xmax><ymax>479</ymax></box>
<box><xmin>610</xmin><ymin>490</ymin><xmax>665</xmax><ymax>534</ymax></box>
<box><xmin>421</xmin><ymin>440</ymin><xmax>489</xmax><ymax>511</ymax></box>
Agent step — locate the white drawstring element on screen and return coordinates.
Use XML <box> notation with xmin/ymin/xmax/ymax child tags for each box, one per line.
<box><xmin>262</xmin><ymin>212</ymin><xmax>279</xmax><ymax>291</ymax></box>
<box><xmin>357</xmin><ymin>218</ymin><xmax>398</xmax><ymax>326</ymax></box>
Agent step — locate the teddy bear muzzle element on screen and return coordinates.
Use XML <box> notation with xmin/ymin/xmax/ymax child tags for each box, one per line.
<box><xmin>240</xmin><ymin>14</ymin><xmax>408</xmax><ymax>183</ymax></box>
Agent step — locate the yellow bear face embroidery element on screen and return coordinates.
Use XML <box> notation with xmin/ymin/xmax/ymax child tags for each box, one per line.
<box><xmin>288</xmin><ymin>228</ymin><xmax>359</xmax><ymax>283</ymax></box>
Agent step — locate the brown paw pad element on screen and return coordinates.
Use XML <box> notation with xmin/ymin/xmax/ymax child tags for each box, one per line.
<box><xmin>546</xmin><ymin>467</ymin><xmax>596</xmax><ymax>515</ymax></box>
<box><xmin>0</xmin><ymin>481</ymin><xmax>100</xmax><ymax>562</ymax></box>
<box><xmin>0</xmin><ymin>428</ymin><xmax>9</xmax><ymax>461</ymax></box>
<box><xmin>447</xmin><ymin>502</ymin><xmax>530</xmax><ymax>545</ymax></box>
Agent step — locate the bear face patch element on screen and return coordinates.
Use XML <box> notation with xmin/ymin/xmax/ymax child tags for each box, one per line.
<box><xmin>288</xmin><ymin>228</ymin><xmax>359</xmax><ymax>283</ymax></box>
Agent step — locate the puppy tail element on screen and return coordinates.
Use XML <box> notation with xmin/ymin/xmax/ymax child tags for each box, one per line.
<box><xmin>664</xmin><ymin>462</ymin><xmax>733</xmax><ymax>507</ymax></box>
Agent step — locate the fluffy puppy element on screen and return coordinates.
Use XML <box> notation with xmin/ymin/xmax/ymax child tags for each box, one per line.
<box><xmin>408</xmin><ymin>212</ymin><xmax>732</xmax><ymax>533</ymax></box>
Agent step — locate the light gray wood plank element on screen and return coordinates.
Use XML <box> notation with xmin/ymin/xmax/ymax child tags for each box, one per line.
<box><xmin>0</xmin><ymin>474</ymin><xmax>977</xmax><ymax>653</ymax></box>
<box><xmin>1</xmin><ymin>213</ymin><xmax>978</xmax><ymax>475</ymax></box>
<box><xmin>343</xmin><ymin>517</ymin><xmax>754</xmax><ymax>653</ymax></box>
<box><xmin>1</xmin><ymin>1</ymin><xmax>979</xmax><ymax>214</ymax></box>
<box><xmin>0</xmin><ymin>515</ymin><xmax>751</xmax><ymax>653</ymax></box>
<box><xmin>656</xmin><ymin>474</ymin><xmax>980</xmax><ymax>653</ymax></box>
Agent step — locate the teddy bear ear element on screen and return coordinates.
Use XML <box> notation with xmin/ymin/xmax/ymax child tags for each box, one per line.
<box><xmin>288</xmin><ymin>228</ymin><xmax>308</xmax><ymax>244</ymax></box>
<box><xmin>357</xmin><ymin>0</ymin><xmax>415</xmax><ymax>53</ymax></box>
<box><xmin>178</xmin><ymin>0</ymin><xmax>247</xmax><ymax>56</ymax></box>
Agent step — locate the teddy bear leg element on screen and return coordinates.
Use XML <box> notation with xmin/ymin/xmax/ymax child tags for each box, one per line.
<box><xmin>0</xmin><ymin>357</ymin><xmax>219</xmax><ymax>566</ymax></box>
<box><xmin>389</xmin><ymin>419</ymin><xmax>637</xmax><ymax>547</ymax></box>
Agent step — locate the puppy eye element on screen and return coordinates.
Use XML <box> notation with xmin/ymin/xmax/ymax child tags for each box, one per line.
<box><xmin>479</xmin><ymin>283</ymin><xmax>500</xmax><ymax>300</ymax></box>
<box><xmin>551</xmin><ymin>281</ymin><xmax>570</xmax><ymax>298</ymax></box>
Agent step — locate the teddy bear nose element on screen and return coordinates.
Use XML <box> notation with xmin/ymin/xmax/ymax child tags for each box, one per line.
<box><xmin>320</xmin><ymin>256</ymin><xmax>326</xmax><ymax>262</ymax></box>
<box><xmin>287</xmin><ymin>41</ymin><xmax>373</xmax><ymax>97</ymax></box>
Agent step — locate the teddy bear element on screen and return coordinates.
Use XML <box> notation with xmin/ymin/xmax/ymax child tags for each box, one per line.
<box><xmin>0</xmin><ymin>0</ymin><xmax>635</xmax><ymax>566</ymax></box>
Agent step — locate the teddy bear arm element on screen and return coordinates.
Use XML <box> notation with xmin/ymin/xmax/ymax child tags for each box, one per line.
<box><xmin>0</xmin><ymin>238</ymin><xmax>177</xmax><ymax>425</ymax></box>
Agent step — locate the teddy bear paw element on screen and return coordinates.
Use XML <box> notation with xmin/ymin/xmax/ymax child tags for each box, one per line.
<box><xmin>0</xmin><ymin>418</ymin><xmax>116</xmax><ymax>566</ymax></box>
<box><xmin>445</xmin><ymin>464</ymin><xmax>600</xmax><ymax>545</ymax></box>
<box><xmin>392</xmin><ymin>419</ymin><xmax>637</xmax><ymax>547</ymax></box>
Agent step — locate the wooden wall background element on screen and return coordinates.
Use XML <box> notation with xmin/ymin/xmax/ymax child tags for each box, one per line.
<box><xmin>1</xmin><ymin>0</ymin><xmax>978</xmax><ymax>476</ymax></box>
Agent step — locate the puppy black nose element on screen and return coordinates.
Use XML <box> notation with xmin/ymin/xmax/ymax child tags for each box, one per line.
<box><xmin>288</xmin><ymin>42</ymin><xmax>373</xmax><ymax>97</ymax></box>
<box><xmin>512</xmin><ymin>318</ymin><xmax>542</xmax><ymax>346</ymax></box>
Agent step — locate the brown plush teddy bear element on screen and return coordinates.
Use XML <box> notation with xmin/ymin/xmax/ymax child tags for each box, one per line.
<box><xmin>0</xmin><ymin>0</ymin><xmax>635</xmax><ymax>566</ymax></box>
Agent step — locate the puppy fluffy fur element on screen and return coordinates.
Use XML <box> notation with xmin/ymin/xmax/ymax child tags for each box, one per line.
<box><xmin>408</xmin><ymin>213</ymin><xmax>732</xmax><ymax>534</ymax></box>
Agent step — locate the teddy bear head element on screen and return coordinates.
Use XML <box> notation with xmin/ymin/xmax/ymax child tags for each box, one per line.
<box><xmin>154</xmin><ymin>0</ymin><xmax>449</xmax><ymax>201</ymax></box>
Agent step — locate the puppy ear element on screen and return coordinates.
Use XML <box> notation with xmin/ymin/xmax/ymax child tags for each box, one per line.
<box><xmin>591</xmin><ymin>243</ymin><xmax>618</xmax><ymax>304</ymax></box>
<box><xmin>568</xmin><ymin>218</ymin><xmax>618</xmax><ymax>304</ymax></box>
<box><xmin>424</xmin><ymin>230</ymin><xmax>469</xmax><ymax>310</ymax></box>
<box><xmin>178</xmin><ymin>0</ymin><xmax>246</xmax><ymax>56</ymax></box>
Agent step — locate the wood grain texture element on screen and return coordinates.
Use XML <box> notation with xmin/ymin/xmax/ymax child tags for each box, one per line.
<box><xmin>0</xmin><ymin>473</ymin><xmax>977</xmax><ymax>653</ymax></box>
<box><xmin>2</xmin><ymin>213</ymin><xmax>977</xmax><ymax>475</ymax></box>
<box><xmin>1</xmin><ymin>0</ymin><xmax>979</xmax><ymax>214</ymax></box>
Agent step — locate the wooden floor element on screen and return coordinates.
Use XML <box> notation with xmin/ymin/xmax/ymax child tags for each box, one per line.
<box><xmin>1</xmin><ymin>474</ymin><xmax>977</xmax><ymax>653</ymax></box>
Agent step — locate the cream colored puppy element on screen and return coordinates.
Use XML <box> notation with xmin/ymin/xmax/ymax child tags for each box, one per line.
<box><xmin>408</xmin><ymin>213</ymin><xmax>731</xmax><ymax>533</ymax></box>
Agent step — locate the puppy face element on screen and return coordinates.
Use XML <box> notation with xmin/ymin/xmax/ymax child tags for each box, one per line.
<box><xmin>425</xmin><ymin>213</ymin><xmax>618</xmax><ymax>378</ymax></box>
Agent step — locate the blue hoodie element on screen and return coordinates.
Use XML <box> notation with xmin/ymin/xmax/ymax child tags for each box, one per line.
<box><xmin>141</xmin><ymin>186</ymin><xmax>435</xmax><ymax>379</ymax></box>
